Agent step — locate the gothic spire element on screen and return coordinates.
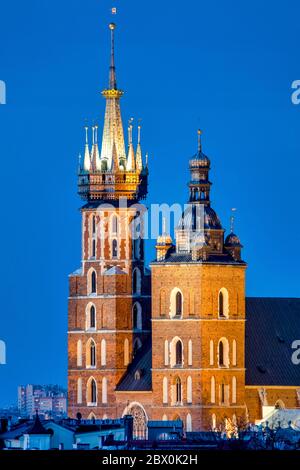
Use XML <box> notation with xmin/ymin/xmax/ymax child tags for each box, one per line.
<box><xmin>126</xmin><ymin>122</ymin><xmax>136</xmax><ymax>171</ymax></box>
<box><xmin>109</xmin><ymin>22</ymin><xmax>117</xmax><ymax>89</ymax></box>
<box><xmin>101</xmin><ymin>23</ymin><xmax>126</xmax><ymax>170</ymax></box>
<box><xmin>136</xmin><ymin>123</ymin><xmax>143</xmax><ymax>171</ymax></box>
<box><xmin>83</xmin><ymin>126</ymin><xmax>91</xmax><ymax>171</ymax></box>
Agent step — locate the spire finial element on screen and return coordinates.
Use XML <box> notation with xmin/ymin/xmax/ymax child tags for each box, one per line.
<box><xmin>128</xmin><ymin>118</ymin><xmax>134</xmax><ymax>145</ymax></box>
<box><xmin>85</xmin><ymin>125</ymin><xmax>89</xmax><ymax>144</ymax></box>
<box><xmin>138</xmin><ymin>119</ymin><xmax>142</xmax><ymax>145</ymax></box>
<box><xmin>109</xmin><ymin>22</ymin><xmax>117</xmax><ymax>89</ymax></box>
<box><xmin>197</xmin><ymin>129</ymin><xmax>202</xmax><ymax>152</ymax></box>
<box><xmin>230</xmin><ymin>208</ymin><xmax>237</xmax><ymax>233</ymax></box>
<box><xmin>94</xmin><ymin>123</ymin><xmax>98</xmax><ymax>144</ymax></box>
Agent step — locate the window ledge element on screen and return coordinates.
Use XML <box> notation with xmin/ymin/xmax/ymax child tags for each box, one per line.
<box><xmin>87</xmin><ymin>402</ymin><xmax>97</xmax><ymax>407</ymax></box>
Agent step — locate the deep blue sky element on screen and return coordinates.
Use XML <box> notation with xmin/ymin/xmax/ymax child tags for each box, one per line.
<box><xmin>0</xmin><ymin>0</ymin><xmax>299</xmax><ymax>407</ymax></box>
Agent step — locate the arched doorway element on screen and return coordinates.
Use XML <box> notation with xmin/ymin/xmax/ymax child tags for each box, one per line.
<box><xmin>123</xmin><ymin>402</ymin><xmax>148</xmax><ymax>440</ymax></box>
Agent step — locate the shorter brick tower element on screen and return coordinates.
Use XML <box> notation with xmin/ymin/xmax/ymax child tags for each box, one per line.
<box><xmin>68</xmin><ymin>23</ymin><xmax>151</xmax><ymax>419</ymax></box>
<box><xmin>150</xmin><ymin>131</ymin><xmax>247</xmax><ymax>432</ymax></box>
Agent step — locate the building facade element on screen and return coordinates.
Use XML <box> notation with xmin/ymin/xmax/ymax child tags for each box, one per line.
<box><xmin>68</xmin><ymin>23</ymin><xmax>300</xmax><ymax>434</ymax></box>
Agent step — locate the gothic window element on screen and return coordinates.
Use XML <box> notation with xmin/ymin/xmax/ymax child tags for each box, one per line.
<box><xmin>133</xmin><ymin>338</ymin><xmax>142</xmax><ymax>357</ymax></box>
<box><xmin>170</xmin><ymin>288</ymin><xmax>183</xmax><ymax>318</ymax></box>
<box><xmin>90</xmin><ymin>305</ymin><xmax>96</xmax><ymax>329</ymax></box>
<box><xmin>125</xmin><ymin>403</ymin><xmax>147</xmax><ymax>440</ymax></box>
<box><xmin>176</xmin><ymin>291</ymin><xmax>182</xmax><ymax>316</ymax></box>
<box><xmin>133</xmin><ymin>302</ymin><xmax>142</xmax><ymax>330</ymax></box>
<box><xmin>92</xmin><ymin>215</ymin><xmax>96</xmax><ymax>235</ymax></box>
<box><xmin>175</xmin><ymin>377</ymin><xmax>182</xmax><ymax>403</ymax></box>
<box><xmin>87</xmin><ymin>378</ymin><xmax>97</xmax><ymax>405</ymax></box>
<box><xmin>175</xmin><ymin>340</ymin><xmax>183</xmax><ymax>366</ymax></box>
<box><xmin>90</xmin><ymin>340</ymin><xmax>96</xmax><ymax>367</ymax></box>
<box><xmin>219</xmin><ymin>341</ymin><xmax>224</xmax><ymax>366</ymax></box>
<box><xmin>132</xmin><ymin>268</ymin><xmax>141</xmax><ymax>295</ymax></box>
<box><xmin>218</xmin><ymin>288</ymin><xmax>229</xmax><ymax>318</ymax></box>
<box><xmin>111</xmin><ymin>215</ymin><xmax>118</xmax><ymax>234</ymax></box>
<box><xmin>112</xmin><ymin>239</ymin><xmax>118</xmax><ymax>258</ymax></box>
<box><xmin>218</xmin><ymin>338</ymin><xmax>229</xmax><ymax>367</ymax></box>
<box><xmin>92</xmin><ymin>239</ymin><xmax>96</xmax><ymax>258</ymax></box>
<box><xmin>91</xmin><ymin>271</ymin><xmax>96</xmax><ymax>294</ymax></box>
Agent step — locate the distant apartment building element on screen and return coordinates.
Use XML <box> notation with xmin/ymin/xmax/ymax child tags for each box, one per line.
<box><xmin>17</xmin><ymin>385</ymin><xmax>67</xmax><ymax>419</ymax></box>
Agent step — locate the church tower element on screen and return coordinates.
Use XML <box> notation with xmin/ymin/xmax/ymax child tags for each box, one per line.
<box><xmin>150</xmin><ymin>132</ymin><xmax>247</xmax><ymax>432</ymax></box>
<box><xmin>68</xmin><ymin>23</ymin><xmax>150</xmax><ymax>419</ymax></box>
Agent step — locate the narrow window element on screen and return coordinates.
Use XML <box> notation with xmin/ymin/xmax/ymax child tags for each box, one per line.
<box><xmin>176</xmin><ymin>291</ymin><xmax>182</xmax><ymax>316</ymax></box>
<box><xmin>90</xmin><ymin>305</ymin><xmax>96</xmax><ymax>329</ymax></box>
<box><xmin>175</xmin><ymin>340</ymin><xmax>183</xmax><ymax>366</ymax></box>
<box><xmin>90</xmin><ymin>341</ymin><xmax>96</xmax><ymax>367</ymax></box>
<box><xmin>176</xmin><ymin>377</ymin><xmax>182</xmax><ymax>403</ymax></box>
<box><xmin>92</xmin><ymin>239</ymin><xmax>96</xmax><ymax>258</ymax></box>
<box><xmin>219</xmin><ymin>291</ymin><xmax>224</xmax><ymax>317</ymax></box>
<box><xmin>91</xmin><ymin>271</ymin><xmax>96</xmax><ymax>294</ymax></box>
<box><xmin>112</xmin><ymin>239</ymin><xmax>118</xmax><ymax>258</ymax></box>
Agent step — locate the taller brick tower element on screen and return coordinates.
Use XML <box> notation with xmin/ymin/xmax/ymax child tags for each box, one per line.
<box><xmin>68</xmin><ymin>23</ymin><xmax>150</xmax><ymax>419</ymax></box>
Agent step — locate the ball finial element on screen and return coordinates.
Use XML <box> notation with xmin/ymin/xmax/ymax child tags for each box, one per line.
<box><xmin>109</xmin><ymin>22</ymin><xmax>116</xmax><ymax>30</ymax></box>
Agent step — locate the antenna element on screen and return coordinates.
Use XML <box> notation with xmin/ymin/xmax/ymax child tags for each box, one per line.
<box><xmin>230</xmin><ymin>208</ymin><xmax>237</xmax><ymax>233</ymax></box>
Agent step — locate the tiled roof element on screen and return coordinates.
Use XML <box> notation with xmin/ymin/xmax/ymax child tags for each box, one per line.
<box><xmin>246</xmin><ymin>297</ymin><xmax>300</xmax><ymax>386</ymax></box>
<box><xmin>103</xmin><ymin>266</ymin><xmax>125</xmax><ymax>275</ymax></box>
<box><xmin>116</xmin><ymin>339</ymin><xmax>152</xmax><ymax>391</ymax></box>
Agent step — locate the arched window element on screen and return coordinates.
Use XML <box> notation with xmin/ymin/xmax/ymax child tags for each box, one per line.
<box><xmin>111</xmin><ymin>215</ymin><xmax>118</xmax><ymax>234</ymax></box>
<box><xmin>187</xmin><ymin>376</ymin><xmax>192</xmax><ymax>404</ymax></box>
<box><xmin>186</xmin><ymin>413</ymin><xmax>192</xmax><ymax>432</ymax></box>
<box><xmin>163</xmin><ymin>377</ymin><xmax>168</xmax><ymax>404</ymax></box>
<box><xmin>176</xmin><ymin>340</ymin><xmax>183</xmax><ymax>366</ymax></box>
<box><xmin>176</xmin><ymin>291</ymin><xmax>182</xmax><ymax>316</ymax></box>
<box><xmin>88</xmin><ymin>412</ymin><xmax>96</xmax><ymax>421</ymax></box>
<box><xmin>211</xmin><ymin>376</ymin><xmax>216</xmax><ymax>403</ymax></box>
<box><xmin>132</xmin><ymin>268</ymin><xmax>141</xmax><ymax>295</ymax></box>
<box><xmin>92</xmin><ymin>215</ymin><xmax>96</xmax><ymax>235</ymax></box>
<box><xmin>209</xmin><ymin>340</ymin><xmax>214</xmax><ymax>366</ymax></box>
<box><xmin>87</xmin><ymin>377</ymin><xmax>97</xmax><ymax>405</ymax></box>
<box><xmin>133</xmin><ymin>338</ymin><xmax>142</xmax><ymax>357</ymax></box>
<box><xmin>232</xmin><ymin>376</ymin><xmax>237</xmax><ymax>404</ymax></box>
<box><xmin>232</xmin><ymin>339</ymin><xmax>237</xmax><ymax>366</ymax></box>
<box><xmin>175</xmin><ymin>377</ymin><xmax>182</xmax><ymax>404</ymax></box>
<box><xmin>170</xmin><ymin>337</ymin><xmax>183</xmax><ymax>367</ymax></box>
<box><xmin>133</xmin><ymin>302</ymin><xmax>142</xmax><ymax>330</ymax></box>
<box><xmin>88</xmin><ymin>270</ymin><xmax>96</xmax><ymax>295</ymax></box>
<box><xmin>101</xmin><ymin>339</ymin><xmax>106</xmax><ymax>366</ymax></box>
<box><xmin>77</xmin><ymin>378</ymin><xmax>82</xmax><ymax>404</ymax></box>
<box><xmin>164</xmin><ymin>340</ymin><xmax>169</xmax><ymax>366</ymax></box>
<box><xmin>92</xmin><ymin>239</ymin><xmax>96</xmax><ymax>258</ymax></box>
<box><xmin>275</xmin><ymin>399</ymin><xmax>285</xmax><ymax>409</ymax></box>
<box><xmin>188</xmin><ymin>340</ymin><xmax>192</xmax><ymax>366</ymax></box>
<box><xmin>162</xmin><ymin>414</ymin><xmax>168</xmax><ymax>421</ymax></box>
<box><xmin>77</xmin><ymin>340</ymin><xmax>82</xmax><ymax>367</ymax></box>
<box><xmin>218</xmin><ymin>338</ymin><xmax>229</xmax><ymax>367</ymax></box>
<box><xmin>218</xmin><ymin>288</ymin><xmax>229</xmax><ymax>318</ymax></box>
<box><xmin>102</xmin><ymin>377</ymin><xmax>107</xmax><ymax>404</ymax></box>
<box><xmin>124</xmin><ymin>338</ymin><xmax>129</xmax><ymax>366</ymax></box>
<box><xmin>112</xmin><ymin>239</ymin><xmax>118</xmax><ymax>258</ymax></box>
<box><xmin>170</xmin><ymin>288</ymin><xmax>183</xmax><ymax>318</ymax></box>
<box><xmin>90</xmin><ymin>305</ymin><xmax>96</xmax><ymax>329</ymax></box>
<box><xmin>86</xmin><ymin>339</ymin><xmax>96</xmax><ymax>368</ymax></box>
